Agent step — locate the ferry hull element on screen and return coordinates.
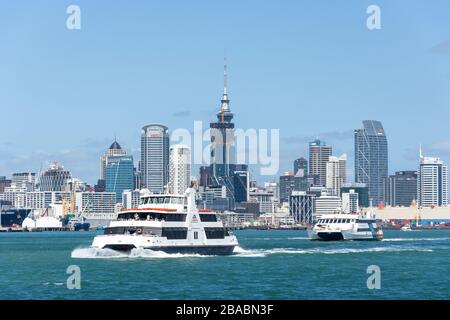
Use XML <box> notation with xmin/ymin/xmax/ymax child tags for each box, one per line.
<box><xmin>317</xmin><ymin>231</ymin><xmax>344</xmax><ymax>241</ymax></box>
<box><xmin>103</xmin><ymin>244</ymin><xmax>236</xmax><ymax>255</ymax></box>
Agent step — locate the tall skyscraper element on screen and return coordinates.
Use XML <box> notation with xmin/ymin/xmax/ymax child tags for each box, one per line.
<box><xmin>326</xmin><ymin>154</ymin><xmax>347</xmax><ymax>196</ymax></box>
<box><xmin>384</xmin><ymin>171</ymin><xmax>417</xmax><ymax>207</ymax></box>
<box><xmin>39</xmin><ymin>162</ymin><xmax>71</xmax><ymax>192</ymax></box>
<box><xmin>354</xmin><ymin>120</ymin><xmax>388</xmax><ymax>206</ymax></box>
<box><xmin>210</xmin><ymin>58</ymin><xmax>235</xmax><ymax>185</ymax></box>
<box><xmin>100</xmin><ymin>140</ymin><xmax>127</xmax><ymax>180</ymax></box>
<box><xmin>309</xmin><ymin>139</ymin><xmax>332</xmax><ymax>187</ymax></box>
<box><xmin>168</xmin><ymin>144</ymin><xmax>191</xmax><ymax>195</ymax></box>
<box><xmin>294</xmin><ymin>157</ymin><xmax>308</xmax><ymax>176</ymax></box>
<box><xmin>105</xmin><ymin>155</ymin><xmax>134</xmax><ymax>203</ymax></box>
<box><xmin>418</xmin><ymin>149</ymin><xmax>448</xmax><ymax>207</ymax></box>
<box><xmin>141</xmin><ymin>124</ymin><xmax>170</xmax><ymax>193</ymax></box>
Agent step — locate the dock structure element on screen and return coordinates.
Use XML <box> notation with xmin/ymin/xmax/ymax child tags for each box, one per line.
<box><xmin>371</xmin><ymin>206</ymin><xmax>450</xmax><ymax>220</ymax></box>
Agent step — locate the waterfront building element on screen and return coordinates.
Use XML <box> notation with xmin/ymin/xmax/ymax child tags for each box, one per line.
<box><xmin>141</xmin><ymin>124</ymin><xmax>170</xmax><ymax>193</ymax></box>
<box><xmin>354</xmin><ymin>120</ymin><xmax>388</xmax><ymax>206</ymax></box>
<box><xmin>314</xmin><ymin>195</ymin><xmax>341</xmax><ymax>218</ymax></box>
<box><xmin>39</xmin><ymin>162</ymin><xmax>71</xmax><ymax>192</ymax></box>
<box><xmin>25</xmin><ymin>191</ymin><xmax>71</xmax><ymax>210</ymax></box>
<box><xmin>289</xmin><ymin>191</ymin><xmax>315</xmax><ymax>225</ymax></box>
<box><xmin>342</xmin><ymin>189</ymin><xmax>359</xmax><ymax>213</ymax></box>
<box><xmin>168</xmin><ymin>144</ymin><xmax>191</xmax><ymax>195</ymax></box>
<box><xmin>294</xmin><ymin>157</ymin><xmax>308</xmax><ymax>176</ymax></box>
<box><xmin>384</xmin><ymin>171</ymin><xmax>417</xmax><ymax>207</ymax></box>
<box><xmin>0</xmin><ymin>190</ymin><xmax>26</xmax><ymax>208</ymax></box>
<box><xmin>99</xmin><ymin>140</ymin><xmax>127</xmax><ymax>180</ymax></box>
<box><xmin>326</xmin><ymin>154</ymin><xmax>347</xmax><ymax>196</ymax></box>
<box><xmin>418</xmin><ymin>149</ymin><xmax>448</xmax><ymax>207</ymax></box>
<box><xmin>249</xmin><ymin>188</ymin><xmax>277</xmax><ymax>214</ymax></box>
<box><xmin>75</xmin><ymin>192</ymin><xmax>116</xmax><ymax>214</ymax></box>
<box><xmin>264</xmin><ymin>182</ymin><xmax>279</xmax><ymax>201</ymax></box>
<box><xmin>105</xmin><ymin>155</ymin><xmax>134</xmax><ymax>203</ymax></box>
<box><xmin>309</xmin><ymin>139</ymin><xmax>332</xmax><ymax>187</ymax></box>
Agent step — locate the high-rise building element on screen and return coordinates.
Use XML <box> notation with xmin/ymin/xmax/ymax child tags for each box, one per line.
<box><xmin>294</xmin><ymin>157</ymin><xmax>308</xmax><ymax>176</ymax></box>
<box><xmin>384</xmin><ymin>171</ymin><xmax>417</xmax><ymax>207</ymax></box>
<box><xmin>309</xmin><ymin>139</ymin><xmax>332</xmax><ymax>187</ymax></box>
<box><xmin>326</xmin><ymin>154</ymin><xmax>347</xmax><ymax>196</ymax></box>
<box><xmin>141</xmin><ymin>124</ymin><xmax>170</xmax><ymax>193</ymax></box>
<box><xmin>418</xmin><ymin>149</ymin><xmax>448</xmax><ymax>207</ymax></box>
<box><xmin>233</xmin><ymin>171</ymin><xmax>249</xmax><ymax>203</ymax></box>
<box><xmin>341</xmin><ymin>183</ymin><xmax>370</xmax><ymax>208</ymax></box>
<box><xmin>0</xmin><ymin>177</ymin><xmax>11</xmax><ymax>193</ymax></box>
<box><xmin>354</xmin><ymin>120</ymin><xmax>388</xmax><ymax>206</ymax></box>
<box><xmin>289</xmin><ymin>191</ymin><xmax>315</xmax><ymax>225</ymax></box>
<box><xmin>199</xmin><ymin>166</ymin><xmax>211</xmax><ymax>187</ymax></box>
<box><xmin>279</xmin><ymin>172</ymin><xmax>310</xmax><ymax>203</ymax></box>
<box><xmin>39</xmin><ymin>162</ymin><xmax>71</xmax><ymax>192</ymax></box>
<box><xmin>99</xmin><ymin>140</ymin><xmax>127</xmax><ymax>180</ymax></box>
<box><xmin>342</xmin><ymin>189</ymin><xmax>359</xmax><ymax>213</ymax></box>
<box><xmin>168</xmin><ymin>144</ymin><xmax>191</xmax><ymax>195</ymax></box>
<box><xmin>12</xmin><ymin>173</ymin><xmax>36</xmax><ymax>192</ymax></box>
<box><xmin>105</xmin><ymin>155</ymin><xmax>134</xmax><ymax>203</ymax></box>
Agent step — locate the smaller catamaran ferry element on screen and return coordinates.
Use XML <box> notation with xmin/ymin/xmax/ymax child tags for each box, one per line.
<box><xmin>90</xmin><ymin>187</ymin><xmax>238</xmax><ymax>255</ymax></box>
<box><xmin>307</xmin><ymin>212</ymin><xmax>383</xmax><ymax>241</ymax></box>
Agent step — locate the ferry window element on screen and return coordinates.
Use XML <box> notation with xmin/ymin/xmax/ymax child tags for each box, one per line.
<box><xmin>172</xmin><ymin>197</ymin><xmax>183</xmax><ymax>204</ymax></box>
<box><xmin>194</xmin><ymin>232</ymin><xmax>198</xmax><ymax>240</ymax></box>
<box><xmin>165</xmin><ymin>197</ymin><xmax>170</xmax><ymax>204</ymax></box>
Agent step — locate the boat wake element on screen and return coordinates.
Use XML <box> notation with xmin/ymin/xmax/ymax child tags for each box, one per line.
<box><xmin>231</xmin><ymin>246</ymin><xmax>434</xmax><ymax>257</ymax></box>
<box><xmin>71</xmin><ymin>247</ymin><xmax>208</xmax><ymax>259</ymax></box>
<box><xmin>383</xmin><ymin>237</ymin><xmax>450</xmax><ymax>242</ymax></box>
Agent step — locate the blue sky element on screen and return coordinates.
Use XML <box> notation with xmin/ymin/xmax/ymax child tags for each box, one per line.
<box><xmin>1</xmin><ymin>0</ymin><xmax>450</xmax><ymax>184</ymax></box>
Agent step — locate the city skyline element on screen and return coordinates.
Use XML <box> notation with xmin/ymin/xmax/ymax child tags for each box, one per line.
<box><xmin>1</xmin><ymin>1</ymin><xmax>450</xmax><ymax>184</ymax></box>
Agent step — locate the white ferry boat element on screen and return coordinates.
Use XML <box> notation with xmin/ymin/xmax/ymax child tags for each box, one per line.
<box><xmin>90</xmin><ymin>187</ymin><xmax>238</xmax><ymax>255</ymax></box>
<box><xmin>307</xmin><ymin>212</ymin><xmax>383</xmax><ymax>241</ymax></box>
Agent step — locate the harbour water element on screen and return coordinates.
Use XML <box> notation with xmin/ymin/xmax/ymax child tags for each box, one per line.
<box><xmin>0</xmin><ymin>230</ymin><xmax>448</xmax><ymax>300</ymax></box>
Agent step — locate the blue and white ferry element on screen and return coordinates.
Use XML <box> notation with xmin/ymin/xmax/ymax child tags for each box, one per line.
<box><xmin>308</xmin><ymin>212</ymin><xmax>383</xmax><ymax>241</ymax></box>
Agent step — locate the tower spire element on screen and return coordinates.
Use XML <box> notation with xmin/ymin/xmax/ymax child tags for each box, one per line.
<box><xmin>223</xmin><ymin>51</ymin><xmax>227</xmax><ymax>95</ymax></box>
<box><xmin>220</xmin><ymin>51</ymin><xmax>230</xmax><ymax>113</ymax></box>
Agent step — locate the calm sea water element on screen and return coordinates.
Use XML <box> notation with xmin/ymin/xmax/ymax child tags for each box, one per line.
<box><xmin>0</xmin><ymin>229</ymin><xmax>448</xmax><ymax>300</ymax></box>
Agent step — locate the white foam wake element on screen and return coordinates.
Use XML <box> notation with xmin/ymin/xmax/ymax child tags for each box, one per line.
<box><xmin>71</xmin><ymin>247</ymin><xmax>208</xmax><ymax>259</ymax></box>
<box><xmin>232</xmin><ymin>246</ymin><xmax>266</xmax><ymax>257</ymax></box>
<box><xmin>231</xmin><ymin>246</ymin><xmax>434</xmax><ymax>257</ymax></box>
<box><xmin>383</xmin><ymin>237</ymin><xmax>450</xmax><ymax>242</ymax></box>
